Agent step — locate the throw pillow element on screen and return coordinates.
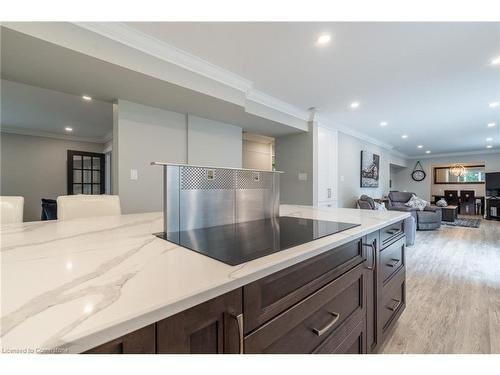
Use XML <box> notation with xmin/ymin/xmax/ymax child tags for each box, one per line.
<box><xmin>405</xmin><ymin>194</ymin><xmax>428</xmax><ymax>211</ymax></box>
<box><xmin>436</xmin><ymin>198</ymin><xmax>448</xmax><ymax>207</ymax></box>
<box><xmin>374</xmin><ymin>201</ymin><xmax>387</xmax><ymax>211</ymax></box>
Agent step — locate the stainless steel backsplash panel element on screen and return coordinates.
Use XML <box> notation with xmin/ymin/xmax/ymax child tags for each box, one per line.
<box><xmin>158</xmin><ymin>163</ymin><xmax>281</xmax><ymax>233</ymax></box>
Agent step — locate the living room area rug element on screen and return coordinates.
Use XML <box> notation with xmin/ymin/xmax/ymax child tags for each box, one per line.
<box><xmin>442</xmin><ymin>217</ymin><xmax>481</xmax><ymax>228</ymax></box>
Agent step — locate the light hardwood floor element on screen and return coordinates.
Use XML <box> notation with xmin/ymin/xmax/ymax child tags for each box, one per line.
<box><xmin>380</xmin><ymin>217</ymin><xmax>500</xmax><ymax>354</ymax></box>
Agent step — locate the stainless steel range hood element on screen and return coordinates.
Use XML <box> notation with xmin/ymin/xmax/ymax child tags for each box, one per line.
<box><xmin>151</xmin><ymin>162</ymin><xmax>283</xmax><ymax>233</ymax></box>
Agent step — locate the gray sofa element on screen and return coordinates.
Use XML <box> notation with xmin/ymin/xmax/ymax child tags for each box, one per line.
<box><xmin>387</xmin><ymin>191</ymin><xmax>442</xmax><ymax>231</ymax></box>
<box><xmin>357</xmin><ymin>195</ymin><xmax>416</xmax><ymax>246</ymax></box>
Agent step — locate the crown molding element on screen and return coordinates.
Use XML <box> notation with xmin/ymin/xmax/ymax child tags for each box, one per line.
<box><xmin>72</xmin><ymin>23</ymin><xmax>310</xmax><ymax>123</ymax></box>
<box><xmin>407</xmin><ymin>148</ymin><xmax>500</xmax><ymax>160</ymax></box>
<box><xmin>246</xmin><ymin>89</ymin><xmax>310</xmax><ymax>121</ymax></box>
<box><xmin>319</xmin><ymin>121</ymin><xmax>397</xmax><ymax>152</ymax></box>
<box><xmin>0</xmin><ymin>126</ymin><xmax>107</xmax><ymax>144</ymax></box>
<box><xmin>389</xmin><ymin>149</ymin><xmax>410</xmax><ymax>160</ymax></box>
<box><xmin>73</xmin><ymin>22</ymin><xmax>253</xmax><ymax>93</ymax></box>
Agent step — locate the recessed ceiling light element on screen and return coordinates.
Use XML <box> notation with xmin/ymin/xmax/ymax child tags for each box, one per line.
<box><xmin>401</xmin><ymin>134</ymin><xmax>408</xmax><ymax>139</ymax></box>
<box><xmin>350</xmin><ymin>101</ymin><xmax>360</xmax><ymax>109</ymax></box>
<box><xmin>380</xmin><ymin>121</ymin><xmax>388</xmax><ymax>127</ymax></box>
<box><xmin>425</xmin><ymin>150</ymin><xmax>431</xmax><ymax>154</ymax></box>
<box><xmin>488</xmin><ymin>122</ymin><xmax>497</xmax><ymax>128</ymax></box>
<box><xmin>82</xmin><ymin>95</ymin><xmax>92</xmax><ymax>101</ymax></box>
<box><xmin>65</xmin><ymin>127</ymin><xmax>73</xmax><ymax>132</ymax></box>
<box><xmin>316</xmin><ymin>34</ymin><xmax>331</xmax><ymax>45</ymax></box>
<box><xmin>491</xmin><ymin>56</ymin><xmax>500</xmax><ymax>65</ymax></box>
<box><xmin>486</xmin><ymin>137</ymin><xmax>493</xmax><ymax>141</ymax></box>
<box><xmin>489</xmin><ymin>102</ymin><xmax>499</xmax><ymax>108</ymax></box>
<box><xmin>486</xmin><ymin>145</ymin><xmax>493</xmax><ymax>149</ymax></box>
<box><xmin>417</xmin><ymin>145</ymin><xmax>423</xmax><ymax>149</ymax></box>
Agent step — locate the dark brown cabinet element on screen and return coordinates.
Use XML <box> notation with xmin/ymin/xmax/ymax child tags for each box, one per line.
<box><xmin>365</xmin><ymin>230</ymin><xmax>379</xmax><ymax>353</ymax></box>
<box><xmin>244</xmin><ymin>262</ymin><xmax>367</xmax><ymax>354</ymax></box>
<box><xmin>373</xmin><ymin>221</ymin><xmax>407</xmax><ymax>350</ymax></box>
<box><xmin>244</xmin><ymin>238</ymin><xmax>365</xmax><ymax>333</ymax></box>
<box><xmin>156</xmin><ymin>289</ymin><xmax>243</xmax><ymax>353</ymax></box>
<box><xmin>83</xmin><ymin>221</ymin><xmax>406</xmax><ymax>355</ymax></box>
<box><xmin>84</xmin><ymin>324</ymin><xmax>155</xmax><ymax>354</ymax></box>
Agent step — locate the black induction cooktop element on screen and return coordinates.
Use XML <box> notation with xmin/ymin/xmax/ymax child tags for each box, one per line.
<box><xmin>155</xmin><ymin>216</ymin><xmax>359</xmax><ymax>266</ymax></box>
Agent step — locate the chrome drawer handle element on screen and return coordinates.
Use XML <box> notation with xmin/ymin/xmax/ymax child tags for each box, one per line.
<box><xmin>387</xmin><ymin>298</ymin><xmax>401</xmax><ymax>312</ymax></box>
<box><xmin>312</xmin><ymin>312</ymin><xmax>340</xmax><ymax>336</ymax></box>
<box><xmin>235</xmin><ymin>313</ymin><xmax>244</xmax><ymax>354</ymax></box>
<box><xmin>386</xmin><ymin>258</ymin><xmax>400</xmax><ymax>268</ymax></box>
<box><xmin>363</xmin><ymin>240</ymin><xmax>376</xmax><ymax>271</ymax></box>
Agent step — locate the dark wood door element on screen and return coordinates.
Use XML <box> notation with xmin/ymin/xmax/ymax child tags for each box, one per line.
<box><xmin>67</xmin><ymin>150</ymin><xmax>105</xmax><ymax>195</ymax></box>
<box><xmin>84</xmin><ymin>324</ymin><xmax>155</xmax><ymax>354</ymax></box>
<box><xmin>364</xmin><ymin>230</ymin><xmax>379</xmax><ymax>353</ymax></box>
<box><xmin>156</xmin><ymin>289</ymin><xmax>243</xmax><ymax>353</ymax></box>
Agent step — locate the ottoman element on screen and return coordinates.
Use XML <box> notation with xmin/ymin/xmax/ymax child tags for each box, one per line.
<box><xmin>416</xmin><ymin>209</ymin><xmax>442</xmax><ymax>230</ymax></box>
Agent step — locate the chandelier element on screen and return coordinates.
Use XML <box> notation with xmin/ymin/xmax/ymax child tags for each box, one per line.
<box><xmin>450</xmin><ymin>163</ymin><xmax>466</xmax><ymax>177</ymax></box>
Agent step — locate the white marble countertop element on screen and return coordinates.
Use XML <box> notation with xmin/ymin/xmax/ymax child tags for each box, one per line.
<box><xmin>0</xmin><ymin>205</ymin><xmax>409</xmax><ymax>354</ymax></box>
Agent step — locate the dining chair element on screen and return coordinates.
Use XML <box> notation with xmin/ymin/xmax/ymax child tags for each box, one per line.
<box><xmin>0</xmin><ymin>196</ymin><xmax>24</xmax><ymax>224</ymax></box>
<box><xmin>444</xmin><ymin>190</ymin><xmax>459</xmax><ymax>206</ymax></box>
<box><xmin>460</xmin><ymin>190</ymin><xmax>475</xmax><ymax>215</ymax></box>
<box><xmin>57</xmin><ymin>195</ymin><xmax>121</xmax><ymax>221</ymax></box>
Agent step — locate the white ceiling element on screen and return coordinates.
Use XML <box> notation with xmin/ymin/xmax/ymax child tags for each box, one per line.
<box><xmin>1</xmin><ymin>79</ymin><xmax>112</xmax><ymax>141</ymax></box>
<box><xmin>125</xmin><ymin>22</ymin><xmax>500</xmax><ymax>156</ymax></box>
<box><xmin>0</xmin><ymin>27</ymin><xmax>303</xmax><ymax>139</ymax></box>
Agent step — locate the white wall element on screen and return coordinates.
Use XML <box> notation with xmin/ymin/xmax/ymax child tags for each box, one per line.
<box><xmin>275</xmin><ymin>127</ymin><xmax>315</xmax><ymax>205</ymax></box>
<box><xmin>337</xmin><ymin>132</ymin><xmax>407</xmax><ymax>208</ymax></box>
<box><xmin>0</xmin><ymin>133</ymin><xmax>104</xmax><ymax>221</ymax></box>
<box><xmin>115</xmin><ymin>100</ymin><xmax>244</xmax><ymax>214</ymax></box>
<box><xmin>187</xmin><ymin>115</ymin><xmax>242</xmax><ymax>168</ymax></box>
<box><xmin>116</xmin><ymin>100</ymin><xmax>187</xmax><ymax>214</ymax></box>
<box><xmin>242</xmin><ymin>137</ymin><xmax>273</xmax><ymax>171</ymax></box>
<box><xmin>393</xmin><ymin>152</ymin><xmax>500</xmax><ymax>200</ymax></box>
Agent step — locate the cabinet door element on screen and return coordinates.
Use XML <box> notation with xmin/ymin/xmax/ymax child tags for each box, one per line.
<box><xmin>317</xmin><ymin>127</ymin><xmax>338</xmax><ymax>203</ymax></box>
<box><xmin>156</xmin><ymin>289</ymin><xmax>243</xmax><ymax>354</ymax></box>
<box><xmin>364</xmin><ymin>231</ymin><xmax>379</xmax><ymax>353</ymax></box>
<box><xmin>84</xmin><ymin>324</ymin><xmax>155</xmax><ymax>354</ymax></box>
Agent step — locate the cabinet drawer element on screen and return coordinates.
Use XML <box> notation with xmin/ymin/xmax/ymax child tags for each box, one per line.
<box><xmin>380</xmin><ymin>221</ymin><xmax>404</xmax><ymax>248</ymax></box>
<box><xmin>379</xmin><ymin>237</ymin><xmax>405</xmax><ymax>285</ymax></box>
<box><xmin>84</xmin><ymin>324</ymin><xmax>155</xmax><ymax>354</ymax></box>
<box><xmin>380</xmin><ymin>270</ymin><xmax>406</xmax><ymax>334</ymax></box>
<box><xmin>244</xmin><ymin>263</ymin><xmax>366</xmax><ymax>354</ymax></box>
<box><xmin>244</xmin><ymin>238</ymin><xmax>365</xmax><ymax>333</ymax></box>
<box><xmin>313</xmin><ymin>318</ymin><xmax>366</xmax><ymax>354</ymax></box>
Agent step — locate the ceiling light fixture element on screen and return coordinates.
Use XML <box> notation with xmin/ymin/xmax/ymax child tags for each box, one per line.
<box><xmin>489</xmin><ymin>102</ymin><xmax>499</xmax><ymax>108</ymax></box>
<box><xmin>316</xmin><ymin>34</ymin><xmax>331</xmax><ymax>45</ymax></box>
<box><xmin>417</xmin><ymin>145</ymin><xmax>423</xmax><ymax>149</ymax></box>
<box><xmin>65</xmin><ymin>127</ymin><xmax>73</xmax><ymax>132</ymax></box>
<box><xmin>350</xmin><ymin>101</ymin><xmax>360</xmax><ymax>109</ymax></box>
<box><xmin>401</xmin><ymin>134</ymin><xmax>408</xmax><ymax>139</ymax></box>
<box><xmin>380</xmin><ymin>121</ymin><xmax>388</xmax><ymax>127</ymax></box>
<box><xmin>491</xmin><ymin>56</ymin><xmax>500</xmax><ymax>65</ymax></box>
<box><xmin>425</xmin><ymin>150</ymin><xmax>431</xmax><ymax>154</ymax></box>
<box><xmin>450</xmin><ymin>163</ymin><xmax>466</xmax><ymax>177</ymax></box>
<box><xmin>486</xmin><ymin>145</ymin><xmax>493</xmax><ymax>149</ymax></box>
<box><xmin>486</xmin><ymin>137</ymin><xmax>493</xmax><ymax>141</ymax></box>
<box><xmin>488</xmin><ymin>122</ymin><xmax>496</xmax><ymax>128</ymax></box>
<box><xmin>82</xmin><ymin>95</ymin><xmax>92</xmax><ymax>101</ymax></box>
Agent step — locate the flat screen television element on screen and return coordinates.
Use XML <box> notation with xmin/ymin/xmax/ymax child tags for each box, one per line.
<box><xmin>485</xmin><ymin>172</ymin><xmax>500</xmax><ymax>196</ymax></box>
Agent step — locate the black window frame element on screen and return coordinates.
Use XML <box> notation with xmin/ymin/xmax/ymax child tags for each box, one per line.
<box><xmin>67</xmin><ymin>150</ymin><xmax>105</xmax><ymax>195</ymax></box>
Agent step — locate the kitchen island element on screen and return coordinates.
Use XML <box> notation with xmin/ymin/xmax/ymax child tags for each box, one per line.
<box><xmin>0</xmin><ymin>205</ymin><xmax>409</xmax><ymax>354</ymax></box>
